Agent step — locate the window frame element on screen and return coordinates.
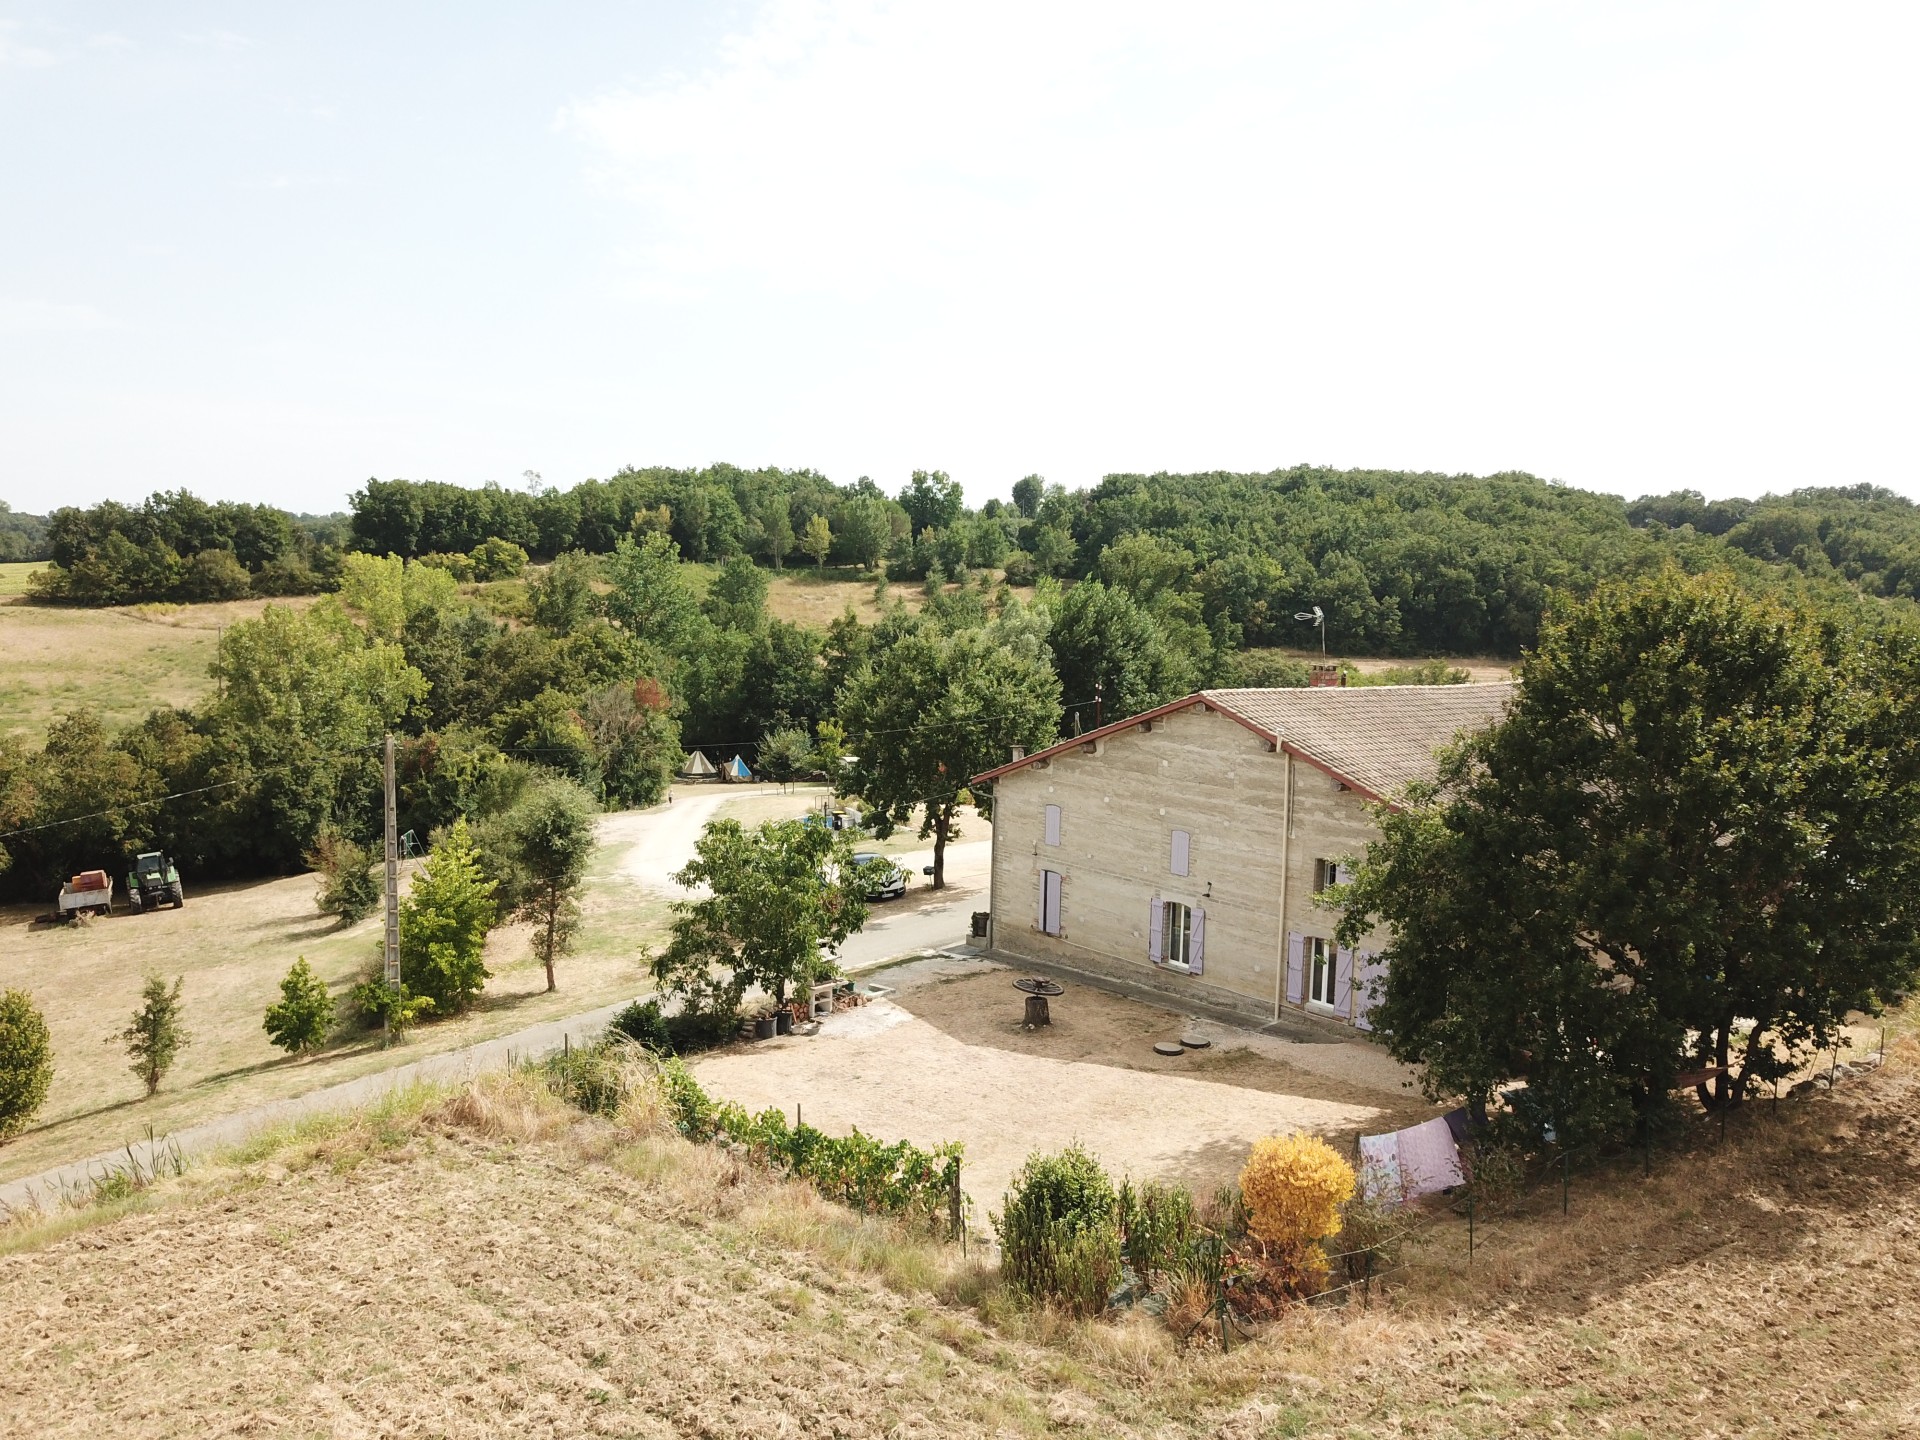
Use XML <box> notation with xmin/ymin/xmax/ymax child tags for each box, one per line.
<box><xmin>1307</xmin><ymin>936</ymin><xmax>1336</xmax><ymax>1008</ymax></box>
<box><xmin>1161</xmin><ymin>900</ymin><xmax>1194</xmax><ymax>971</ymax></box>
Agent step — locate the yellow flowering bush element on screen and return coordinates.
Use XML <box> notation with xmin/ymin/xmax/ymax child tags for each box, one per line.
<box><xmin>1239</xmin><ymin>1134</ymin><xmax>1356</xmax><ymax>1250</ymax></box>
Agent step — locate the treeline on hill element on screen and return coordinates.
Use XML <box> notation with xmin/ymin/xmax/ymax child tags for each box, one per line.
<box><xmin>21</xmin><ymin>468</ymin><xmax>1920</xmax><ymax>657</ymax></box>
<box><xmin>22</xmin><ymin>491</ymin><xmax>350</xmax><ymax>602</ymax></box>
<box><xmin>6</xmin><ymin>464</ymin><xmax>1919</xmax><ymax>904</ymax></box>
<box><xmin>0</xmin><ymin>502</ymin><xmax>47</xmax><ymax>563</ymax></box>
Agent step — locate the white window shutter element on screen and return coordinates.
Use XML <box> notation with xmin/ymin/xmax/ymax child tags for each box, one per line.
<box><xmin>1045</xmin><ymin>873</ymin><xmax>1062</xmax><ymax>936</ymax></box>
<box><xmin>1170</xmin><ymin>829</ymin><xmax>1190</xmax><ymax>877</ymax></box>
<box><xmin>1189</xmin><ymin>908</ymin><xmax>1206</xmax><ymax>975</ymax></box>
<box><xmin>1037</xmin><ymin>871</ymin><xmax>1045</xmax><ymax>930</ymax></box>
<box><xmin>1333</xmin><ymin>946</ymin><xmax>1353</xmax><ymax>1015</ymax></box>
<box><xmin>1043</xmin><ymin>804</ymin><xmax>1061</xmax><ymax>847</ymax></box>
<box><xmin>1286</xmin><ymin>932</ymin><xmax>1305</xmax><ymax>1005</ymax></box>
<box><xmin>1148</xmin><ymin>898</ymin><xmax>1164</xmax><ymax>964</ymax></box>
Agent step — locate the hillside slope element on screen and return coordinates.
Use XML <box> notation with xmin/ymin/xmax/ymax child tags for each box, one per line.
<box><xmin>2</xmin><ymin>1040</ymin><xmax>1915</xmax><ymax>1439</ymax></box>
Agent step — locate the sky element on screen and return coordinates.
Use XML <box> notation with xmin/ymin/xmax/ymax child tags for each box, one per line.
<box><xmin>1</xmin><ymin>1</ymin><xmax>1915</xmax><ymax>515</ymax></box>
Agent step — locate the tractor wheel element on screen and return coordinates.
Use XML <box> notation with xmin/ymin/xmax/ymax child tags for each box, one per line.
<box><xmin>170</xmin><ymin>885</ymin><xmax>185</xmax><ymax>909</ymax></box>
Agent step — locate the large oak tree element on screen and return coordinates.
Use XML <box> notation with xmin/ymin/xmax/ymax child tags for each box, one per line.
<box><xmin>1339</xmin><ymin>571</ymin><xmax>1920</xmax><ymax>1142</ymax></box>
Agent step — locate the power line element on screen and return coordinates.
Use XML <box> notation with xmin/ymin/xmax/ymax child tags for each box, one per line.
<box><xmin>0</xmin><ymin>742</ymin><xmax>386</xmax><ymax>844</ymax></box>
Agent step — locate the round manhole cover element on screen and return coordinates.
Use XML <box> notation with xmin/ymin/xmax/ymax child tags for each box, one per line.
<box><xmin>1152</xmin><ymin>1041</ymin><xmax>1186</xmax><ymax>1057</ymax></box>
<box><xmin>1179</xmin><ymin>1035</ymin><xmax>1211</xmax><ymax>1049</ymax></box>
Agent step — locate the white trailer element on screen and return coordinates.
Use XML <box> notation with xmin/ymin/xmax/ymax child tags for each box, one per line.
<box><xmin>57</xmin><ymin>870</ymin><xmax>114</xmax><ymax>920</ymax></box>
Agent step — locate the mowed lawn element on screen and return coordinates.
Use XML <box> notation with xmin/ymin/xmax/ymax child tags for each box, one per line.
<box><xmin>0</xmin><ymin>812</ymin><xmax>671</xmax><ymax>1187</ymax></box>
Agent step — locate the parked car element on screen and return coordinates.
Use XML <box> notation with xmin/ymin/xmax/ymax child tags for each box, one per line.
<box><xmin>850</xmin><ymin>852</ymin><xmax>906</xmax><ymax>901</ymax></box>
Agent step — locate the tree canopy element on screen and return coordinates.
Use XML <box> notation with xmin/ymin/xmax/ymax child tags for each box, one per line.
<box><xmin>1337</xmin><ymin>571</ymin><xmax>1920</xmax><ymax>1143</ymax></box>
<box><xmin>834</xmin><ymin>615</ymin><xmax>1061</xmax><ymax>888</ymax></box>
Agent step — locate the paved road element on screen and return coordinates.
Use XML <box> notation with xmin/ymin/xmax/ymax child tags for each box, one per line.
<box><xmin>0</xmin><ymin>785</ymin><xmax>991</xmax><ymax>1217</ymax></box>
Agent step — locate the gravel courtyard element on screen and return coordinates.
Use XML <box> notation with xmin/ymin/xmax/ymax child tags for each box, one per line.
<box><xmin>692</xmin><ymin>956</ymin><xmax>1435</xmax><ymax>1211</ymax></box>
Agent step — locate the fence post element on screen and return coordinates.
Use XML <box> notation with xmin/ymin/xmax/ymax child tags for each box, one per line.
<box><xmin>948</xmin><ymin>1162</ymin><xmax>963</xmax><ymax>1247</ymax></box>
<box><xmin>1467</xmin><ymin>1195</ymin><xmax>1475</xmax><ymax>1264</ymax></box>
<box><xmin>1561</xmin><ymin>1151</ymin><xmax>1570</xmax><ymax>1216</ymax></box>
<box><xmin>1217</xmin><ymin>1282</ymin><xmax>1231</xmax><ymax>1353</ymax></box>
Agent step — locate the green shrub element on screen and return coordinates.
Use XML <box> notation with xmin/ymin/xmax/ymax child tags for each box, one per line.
<box><xmin>469</xmin><ymin>537</ymin><xmax>529</xmax><ymax>581</ymax></box>
<box><xmin>1117</xmin><ymin>1178</ymin><xmax>1198</xmax><ymax>1281</ymax></box>
<box><xmin>608</xmin><ymin>998</ymin><xmax>671</xmax><ymax>1052</ymax></box>
<box><xmin>308</xmin><ymin>827</ymin><xmax>381</xmax><ymax>924</ymax></box>
<box><xmin>643</xmin><ymin>1052</ymin><xmax>959</xmax><ymax>1229</ymax></box>
<box><xmin>0</xmin><ymin>988</ymin><xmax>53</xmax><ymax>1142</ymax></box>
<box><xmin>995</xmin><ymin>1146</ymin><xmax>1122</xmax><ymax>1315</ymax></box>
<box><xmin>263</xmin><ymin>956</ymin><xmax>335</xmax><ymax>1055</ymax></box>
<box><xmin>348</xmin><ymin>977</ymin><xmax>434</xmax><ymax>1039</ymax></box>
<box><xmin>665</xmin><ymin>1004</ymin><xmax>739</xmax><ymax>1055</ymax></box>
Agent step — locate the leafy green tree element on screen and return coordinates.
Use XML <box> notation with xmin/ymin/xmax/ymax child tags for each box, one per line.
<box><xmin>602</xmin><ymin>532</ymin><xmax>700</xmax><ymax>653</ymax></box>
<box><xmin>1011</xmin><ymin>474</ymin><xmax>1045</xmax><ymax>520</ymax></box>
<box><xmin>802</xmin><ymin>513</ymin><xmax>833</xmax><ymax>569</ymax></box>
<box><xmin>1045</xmin><ymin>580</ymin><xmax>1198</xmax><ymax>735</ymax></box>
<box><xmin>1027</xmin><ymin>523</ymin><xmax>1077</xmax><ymax>578</ymax></box>
<box><xmin>469</xmin><ymin>536</ymin><xmax>528</xmax><ymax>580</ymax></box>
<box><xmin>499</xmin><ymin>775</ymin><xmax>598</xmax><ymax>992</ymax></box>
<box><xmin>835</xmin><ymin>496</ymin><xmax>893</xmax><ymax>571</ymax></box>
<box><xmin>123</xmin><ymin>975</ymin><xmax>190</xmax><ymax>1097</ymax></box>
<box><xmin>898</xmin><ymin>470</ymin><xmax>964</xmax><ymax>535</ymax></box>
<box><xmin>582</xmin><ymin>679</ymin><xmax>680</xmax><ymax>808</ymax></box>
<box><xmin>339</xmin><ymin>552</ymin><xmax>459</xmax><ymax>642</ymax></box>
<box><xmin>704</xmin><ymin>554</ymin><xmax>768</xmax><ymax>632</ymax></box>
<box><xmin>399</xmin><ymin>817</ymin><xmax>498</xmax><ymax>1013</ymax></box>
<box><xmin>760</xmin><ymin>498</ymin><xmax>795</xmax><ymax>569</ymax></box>
<box><xmin>654</xmin><ymin>818</ymin><xmax>868</xmax><ymax>1015</ymax></box>
<box><xmin>180</xmin><ymin>548</ymin><xmax>253</xmax><ymax>601</ymax></box>
<box><xmin>836</xmin><ymin>619</ymin><xmax>1061</xmax><ymax>888</ymax></box>
<box><xmin>757</xmin><ymin>726</ymin><xmax>815</xmax><ymax>788</ymax></box>
<box><xmin>1338</xmin><ymin>572</ymin><xmax>1920</xmax><ymax>1142</ymax></box>
<box><xmin>0</xmin><ymin>988</ymin><xmax>53</xmax><ymax>1141</ymax></box>
<box><xmin>529</xmin><ymin>550</ymin><xmax>599</xmax><ymax>635</ymax></box>
<box><xmin>263</xmin><ymin>956</ymin><xmax>336</xmax><ymax>1055</ymax></box>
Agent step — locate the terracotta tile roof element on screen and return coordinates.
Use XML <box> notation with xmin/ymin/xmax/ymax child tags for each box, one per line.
<box><xmin>1204</xmin><ymin>682</ymin><xmax>1517</xmax><ymax>800</ymax></box>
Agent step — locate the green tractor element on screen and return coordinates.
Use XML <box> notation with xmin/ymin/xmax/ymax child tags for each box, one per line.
<box><xmin>126</xmin><ymin>851</ymin><xmax>185</xmax><ymax>912</ymax></box>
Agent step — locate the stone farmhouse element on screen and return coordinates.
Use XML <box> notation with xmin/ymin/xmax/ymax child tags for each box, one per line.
<box><xmin>970</xmin><ymin>683</ymin><xmax>1516</xmax><ymax>1029</ymax></box>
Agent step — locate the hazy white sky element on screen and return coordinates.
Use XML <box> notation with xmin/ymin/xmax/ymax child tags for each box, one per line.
<box><xmin>2</xmin><ymin>1</ymin><xmax>1914</xmax><ymax>514</ymax></box>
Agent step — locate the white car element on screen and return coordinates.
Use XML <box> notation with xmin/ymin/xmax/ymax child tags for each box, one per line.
<box><xmin>851</xmin><ymin>852</ymin><xmax>907</xmax><ymax>901</ymax></box>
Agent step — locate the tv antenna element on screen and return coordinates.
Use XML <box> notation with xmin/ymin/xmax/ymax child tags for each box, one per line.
<box><xmin>1294</xmin><ymin>605</ymin><xmax>1326</xmax><ymax>657</ymax></box>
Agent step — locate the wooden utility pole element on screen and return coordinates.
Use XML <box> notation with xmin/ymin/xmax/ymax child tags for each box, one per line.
<box><xmin>382</xmin><ymin>732</ymin><xmax>400</xmax><ymax>1038</ymax></box>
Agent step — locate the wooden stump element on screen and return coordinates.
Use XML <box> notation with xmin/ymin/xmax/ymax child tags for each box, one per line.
<box><xmin>1023</xmin><ymin>994</ymin><xmax>1052</xmax><ymax>1028</ymax></box>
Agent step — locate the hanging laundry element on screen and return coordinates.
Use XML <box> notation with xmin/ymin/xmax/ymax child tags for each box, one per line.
<box><xmin>1357</xmin><ymin>1116</ymin><xmax>1466</xmax><ymax>1204</ymax></box>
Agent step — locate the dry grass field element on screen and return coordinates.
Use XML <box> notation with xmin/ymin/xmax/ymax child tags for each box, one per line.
<box><xmin>0</xmin><ymin>593</ymin><xmax>319</xmax><ymax>738</ymax></box>
<box><xmin>0</xmin><ymin>814</ymin><xmax>669</xmax><ymax>1187</ymax></box>
<box><xmin>0</xmin><ymin>561</ymin><xmax>41</xmax><ymax>598</ymax></box>
<box><xmin>0</xmin><ymin>1028</ymin><xmax>1913</xmax><ymax>1438</ymax></box>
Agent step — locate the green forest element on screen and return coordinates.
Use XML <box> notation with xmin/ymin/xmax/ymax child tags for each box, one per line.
<box><xmin>4</xmin><ymin>466</ymin><xmax>1918</xmax><ymax>902</ymax></box>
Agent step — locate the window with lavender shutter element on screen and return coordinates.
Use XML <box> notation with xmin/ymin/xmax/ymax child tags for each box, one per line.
<box><xmin>1148</xmin><ymin>898</ymin><xmax>1164</xmax><ymax>964</ymax></box>
<box><xmin>1043</xmin><ymin>804</ymin><xmax>1061</xmax><ymax>847</ymax></box>
<box><xmin>1333</xmin><ymin>947</ymin><xmax>1353</xmax><ymax>1015</ymax></box>
<box><xmin>1286</xmin><ymin>932</ymin><xmax>1305</xmax><ymax>1005</ymax></box>
<box><xmin>1170</xmin><ymin>829</ymin><xmax>1190</xmax><ymax>877</ymax></box>
<box><xmin>1189</xmin><ymin>908</ymin><xmax>1205</xmax><ymax>974</ymax></box>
